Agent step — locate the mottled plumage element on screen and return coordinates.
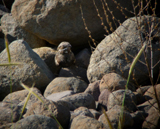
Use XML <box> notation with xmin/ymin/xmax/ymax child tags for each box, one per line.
<box><xmin>55</xmin><ymin>42</ymin><xmax>75</xmax><ymax>67</ymax></box>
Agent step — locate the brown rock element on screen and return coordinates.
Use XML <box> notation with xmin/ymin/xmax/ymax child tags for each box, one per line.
<box><xmin>84</xmin><ymin>80</ymin><xmax>101</xmax><ymax>101</ymax></box>
<box><xmin>144</xmin><ymin>84</ymin><xmax>160</xmax><ymax>100</ymax></box>
<box><xmin>11</xmin><ymin>0</ymin><xmax>136</xmax><ymax>47</ymax></box>
<box><xmin>70</xmin><ymin>115</ymin><xmax>106</xmax><ymax>129</ymax></box>
<box><xmin>33</xmin><ymin>47</ymin><xmax>60</xmax><ymax>75</ymax></box>
<box><xmin>142</xmin><ymin>103</ymin><xmax>160</xmax><ymax>129</ymax></box>
<box><xmin>99</xmin><ymin>73</ymin><xmax>136</xmax><ymax>92</ymax></box>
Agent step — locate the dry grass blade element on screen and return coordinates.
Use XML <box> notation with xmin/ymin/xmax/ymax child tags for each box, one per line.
<box><xmin>20</xmin><ymin>82</ymin><xmax>63</xmax><ymax>129</ymax></box>
<box><xmin>119</xmin><ymin>42</ymin><xmax>147</xmax><ymax>129</ymax></box>
<box><xmin>4</xmin><ymin>35</ymin><xmax>11</xmax><ymax>63</ymax></box>
<box><xmin>102</xmin><ymin>107</ymin><xmax>113</xmax><ymax>129</ymax></box>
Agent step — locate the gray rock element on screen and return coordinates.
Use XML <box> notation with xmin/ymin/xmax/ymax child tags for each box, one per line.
<box><xmin>61</xmin><ymin>92</ymin><xmax>96</xmax><ymax>109</ymax></box>
<box><xmin>87</xmin><ymin>16</ymin><xmax>160</xmax><ymax>85</ymax></box>
<box><xmin>107</xmin><ymin>89</ymin><xmax>137</xmax><ymax>112</ymax></box>
<box><xmin>70</xmin><ymin>115</ymin><xmax>106</xmax><ymax>129</ymax></box>
<box><xmin>1</xmin><ymin>14</ymin><xmax>46</xmax><ymax>48</ymax></box>
<box><xmin>46</xmin><ymin>90</ymin><xmax>74</xmax><ymax>102</ymax></box>
<box><xmin>98</xmin><ymin>105</ymin><xmax>134</xmax><ymax>129</ymax></box>
<box><xmin>0</xmin><ymin>40</ymin><xmax>54</xmax><ymax>100</ymax></box>
<box><xmin>24</xmin><ymin>99</ymin><xmax>70</xmax><ymax>129</ymax></box>
<box><xmin>0</xmin><ymin>102</ymin><xmax>23</xmax><ymax>126</ymax></box>
<box><xmin>56</xmin><ymin>100</ymin><xmax>76</xmax><ymax>111</ymax></box>
<box><xmin>11</xmin><ymin>0</ymin><xmax>137</xmax><ymax>47</ymax></box>
<box><xmin>44</xmin><ymin>77</ymin><xmax>87</xmax><ymax>97</ymax></box>
<box><xmin>11</xmin><ymin>115</ymin><xmax>59</xmax><ymax>129</ymax></box>
<box><xmin>89</xmin><ymin>109</ymin><xmax>102</xmax><ymax>120</ymax></box>
<box><xmin>33</xmin><ymin>47</ymin><xmax>60</xmax><ymax>75</ymax></box>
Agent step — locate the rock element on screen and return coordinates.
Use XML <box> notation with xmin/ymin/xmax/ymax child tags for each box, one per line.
<box><xmin>0</xmin><ymin>38</ymin><xmax>5</xmax><ymax>53</ymax></box>
<box><xmin>1</xmin><ymin>14</ymin><xmax>46</xmax><ymax>48</ymax></box>
<box><xmin>136</xmin><ymin>85</ymin><xmax>151</xmax><ymax>95</ymax></box>
<box><xmin>70</xmin><ymin>115</ymin><xmax>106</xmax><ymax>129</ymax></box>
<box><xmin>0</xmin><ymin>40</ymin><xmax>54</xmax><ymax>100</ymax></box>
<box><xmin>107</xmin><ymin>89</ymin><xmax>137</xmax><ymax>112</ymax></box>
<box><xmin>3</xmin><ymin>87</ymin><xmax>42</xmax><ymax>105</ymax></box>
<box><xmin>142</xmin><ymin>103</ymin><xmax>160</xmax><ymax>129</ymax></box>
<box><xmin>44</xmin><ymin>77</ymin><xmax>88</xmax><ymax>97</ymax></box>
<box><xmin>89</xmin><ymin>109</ymin><xmax>102</xmax><ymax>120</ymax></box>
<box><xmin>98</xmin><ymin>105</ymin><xmax>134</xmax><ymax>129</ymax></box>
<box><xmin>46</xmin><ymin>90</ymin><xmax>74</xmax><ymax>102</ymax></box>
<box><xmin>84</xmin><ymin>80</ymin><xmax>100</xmax><ymax>101</ymax></box>
<box><xmin>72</xmin><ymin>107</ymin><xmax>94</xmax><ymax>118</ymax></box>
<box><xmin>87</xmin><ymin>16</ymin><xmax>160</xmax><ymax>85</ymax></box>
<box><xmin>33</xmin><ymin>47</ymin><xmax>60</xmax><ymax>74</ymax></box>
<box><xmin>11</xmin><ymin>115</ymin><xmax>60</xmax><ymax>129</ymax></box>
<box><xmin>11</xmin><ymin>0</ymin><xmax>136</xmax><ymax>47</ymax></box>
<box><xmin>144</xmin><ymin>84</ymin><xmax>160</xmax><ymax>100</ymax></box>
<box><xmin>56</xmin><ymin>100</ymin><xmax>76</xmax><ymax>111</ymax></box>
<box><xmin>59</xmin><ymin>65</ymin><xmax>88</xmax><ymax>83</ymax></box>
<box><xmin>61</xmin><ymin>92</ymin><xmax>96</xmax><ymax>109</ymax></box>
<box><xmin>75</xmin><ymin>48</ymin><xmax>91</xmax><ymax>68</ymax></box>
<box><xmin>137</xmin><ymin>99</ymin><xmax>157</xmax><ymax>113</ymax></box>
<box><xmin>0</xmin><ymin>102</ymin><xmax>23</xmax><ymax>126</ymax></box>
<box><xmin>24</xmin><ymin>99</ymin><xmax>70</xmax><ymax>129</ymax></box>
<box><xmin>98</xmin><ymin>89</ymin><xmax>111</xmax><ymax>109</ymax></box>
<box><xmin>99</xmin><ymin>73</ymin><xmax>136</xmax><ymax>92</ymax></box>
<box><xmin>131</xmin><ymin>110</ymin><xmax>148</xmax><ymax>129</ymax></box>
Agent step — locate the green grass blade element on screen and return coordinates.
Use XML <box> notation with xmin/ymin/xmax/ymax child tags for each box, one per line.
<box><xmin>0</xmin><ymin>63</ymin><xmax>21</xmax><ymax>66</ymax></box>
<box><xmin>119</xmin><ymin>42</ymin><xmax>147</xmax><ymax>129</ymax></box>
<box><xmin>4</xmin><ymin>35</ymin><xmax>11</xmax><ymax>63</ymax></box>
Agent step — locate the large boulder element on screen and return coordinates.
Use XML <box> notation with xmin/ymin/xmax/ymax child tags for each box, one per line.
<box><xmin>0</xmin><ymin>40</ymin><xmax>54</xmax><ymax>100</ymax></box>
<box><xmin>87</xmin><ymin>16</ymin><xmax>160</xmax><ymax>85</ymax></box>
<box><xmin>11</xmin><ymin>0</ymin><xmax>136</xmax><ymax>47</ymax></box>
<box><xmin>1</xmin><ymin>14</ymin><xmax>46</xmax><ymax>48</ymax></box>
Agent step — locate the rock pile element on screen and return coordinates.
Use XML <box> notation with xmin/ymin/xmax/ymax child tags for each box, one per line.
<box><xmin>0</xmin><ymin>0</ymin><xmax>160</xmax><ymax>129</ymax></box>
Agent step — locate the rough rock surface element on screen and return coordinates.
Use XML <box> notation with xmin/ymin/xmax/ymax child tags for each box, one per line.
<box><xmin>98</xmin><ymin>105</ymin><xmax>134</xmax><ymax>129</ymax></box>
<box><xmin>44</xmin><ymin>77</ymin><xmax>88</xmax><ymax>97</ymax></box>
<box><xmin>87</xmin><ymin>16</ymin><xmax>160</xmax><ymax>85</ymax></box>
<box><xmin>1</xmin><ymin>14</ymin><xmax>46</xmax><ymax>48</ymax></box>
<box><xmin>3</xmin><ymin>87</ymin><xmax>42</xmax><ymax>105</ymax></box>
<box><xmin>107</xmin><ymin>89</ymin><xmax>137</xmax><ymax>112</ymax></box>
<box><xmin>99</xmin><ymin>73</ymin><xmax>136</xmax><ymax>92</ymax></box>
<box><xmin>70</xmin><ymin>115</ymin><xmax>106</xmax><ymax>129</ymax></box>
<box><xmin>84</xmin><ymin>80</ymin><xmax>100</xmax><ymax>101</ymax></box>
<box><xmin>11</xmin><ymin>115</ymin><xmax>60</xmax><ymax>129</ymax></box>
<box><xmin>0</xmin><ymin>40</ymin><xmax>54</xmax><ymax>100</ymax></box>
<box><xmin>11</xmin><ymin>0</ymin><xmax>136</xmax><ymax>47</ymax></box>
<box><xmin>61</xmin><ymin>92</ymin><xmax>96</xmax><ymax>109</ymax></box>
<box><xmin>24</xmin><ymin>99</ymin><xmax>70</xmax><ymax>128</ymax></box>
